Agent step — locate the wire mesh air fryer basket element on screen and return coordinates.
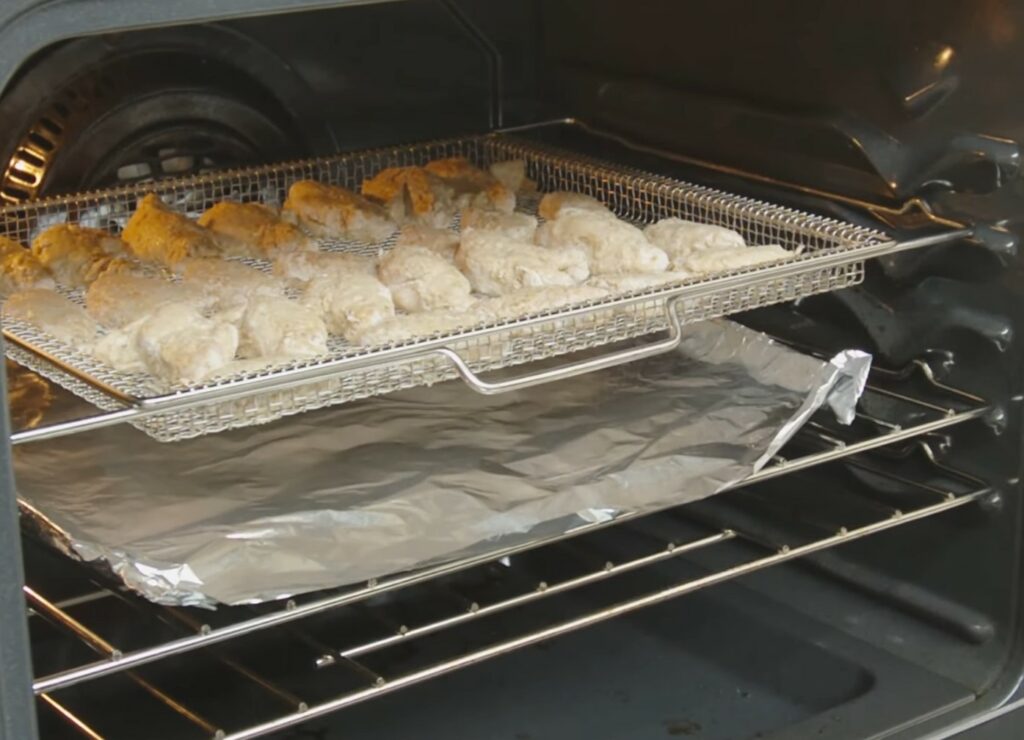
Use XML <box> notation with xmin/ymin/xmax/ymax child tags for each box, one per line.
<box><xmin>1</xmin><ymin>133</ymin><xmax>887</xmax><ymax>441</ymax></box>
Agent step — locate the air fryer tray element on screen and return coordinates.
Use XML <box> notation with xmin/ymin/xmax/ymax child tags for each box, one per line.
<box><xmin>1</xmin><ymin>133</ymin><xmax>890</xmax><ymax>441</ymax></box>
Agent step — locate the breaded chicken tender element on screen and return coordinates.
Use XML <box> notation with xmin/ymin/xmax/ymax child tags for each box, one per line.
<box><xmin>284</xmin><ymin>180</ymin><xmax>395</xmax><ymax>243</ymax></box>
<box><xmin>535</xmin><ymin>211</ymin><xmax>668</xmax><ymax>275</ymax></box>
<box><xmin>457</xmin><ymin>230</ymin><xmax>589</xmax><ymax>295</ymax></box>
<box><xmin>2</xmin><ymin>289</ymin><xmax>98</xmax><ymax>347</ymax></box>
<box><xmin>122</xmin><ymin>194</ymin><xmax>222</xmax><ymax>266</ymax></box>
<box><xmin>378</xmin><ymin>245</ymin><xmax>473</xmax><ymax>313</ymax></box>
<box><xmin>197</xmin><ymin>201</ymin><xmax>316</xmax><ymax>256</ymax></box>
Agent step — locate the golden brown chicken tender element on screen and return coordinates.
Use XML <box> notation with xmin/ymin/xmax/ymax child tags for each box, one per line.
<box><xmin>31</xmin><ymin>223</ymin><xmax>135</xmax><ymax>287</ymax></box>
<box><xmin>122</xmin><ymin>193</ymin><xmax>223</xmax><ymax>266</ymax></box>
<box><xmin>362</xmin><ymin>167</ymin><xmax>450</xmax><ymax>219</ymax></box>
<box><xmin>197</xmin><ymin>201</ymin><xmax>316</xmax><ymax>257</ymax></box>
<box><xmin>423</xmin><ymin>157</ymin><xmax>515</xmax><ymax>213</ymax></box>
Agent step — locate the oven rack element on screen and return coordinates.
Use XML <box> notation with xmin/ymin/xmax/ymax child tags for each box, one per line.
<box><xmin>23</xmin><ymin>360</ymin><xmax>994</xmax><ymax>739</ymax></box>
<box><xmin>28</xmin><ymin>464</ymin><xmax>991</xmax><ymax>740</ymax></box>
<box><xmin>0</xmin><ymin>131</ymin><xmax>970</xmax><ymax>443</ymax></box>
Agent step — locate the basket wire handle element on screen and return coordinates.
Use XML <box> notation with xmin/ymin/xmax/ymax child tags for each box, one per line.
<box><xmin>433</xmin><ymin>297</ymin><xmax>685</xmax><ymax>395</ymax></box>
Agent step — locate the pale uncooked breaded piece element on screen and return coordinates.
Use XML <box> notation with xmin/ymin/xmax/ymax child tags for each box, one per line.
<box><xmin>361</xmin><ymin>167</ymin><xmax>455</xmax><ymax>227</ymax></box>
<box><xmin>238</xmin><ymin>295</ymin><xmax>328</xmax><ymax>360</ymax></box>
<box><xmin>537</xmin><ymin>192</ymin><xmax>611</xmax><ymax>221</ymax></box>
<box><xmin>644</xmin><ymin>218</ymin><xmax>746</xmax><ymax>252</ymax></box>
<box><xmin>457</xmin><ymin>230</ymin><xmax>589</xmax><ymax>295</ymax></box>
<box><xmin>642</xmin><ymin>218</ymin><xmax>794</xmax><ymax>274</ymax></box>
<box><xmin>423</xmin><ymin>157</ymin><xmax>515</xmax><ymax>213</ymax></box>
<box><xmin>92</xmin><ymin>321</ymin><xmax>146</xmax><ymax>373</ymax></box>
<box><xmin>352</xmin><ymin>307</ymin><xmax>485</xmax><ymax>347</ymax></box>
<box><xmin>489</xmin><ymin>160</ymin><xmax>534</xmax><ymax>193</ymax></box>
<box><xmin>136</xmin><ymin>302</ymin><xmax>239</xmax><ymax>384</ymax></box>
<box><xmin>394</xmin><ymin>223</ymin><xmax>460</xmax><ymax>261</ymax></box>
<box><xmin>0</xmin><ymin>235</ymin><xmax>54</xmax><ymax>294</ymax></box>
<box><xmin>460</xmin><ymin>208</ymin><xmax>537</xmax><ymax>242</ymax></box>
<box><xmin>95</xmin><ymin>309</ymin><xmax>256</xmax><ymax>376</ymax></box>
<box><xmin>85</xmin><ymin>272</ymin><xmax>209</xmax><ymax>328</ymax></box>
<box><xmin>122</xmin><ymin>194</ymin><xmax>223</xmax><ymax>266</ymax></box>
<box><xmin>180</xmin><ymin>257</ymin><xmax>285</xmax><ymax>296</ymax></box>
<box><xmin>197</xmin><ymin>201</ymin><xmax>316</xmax><ymax>257</ymax></box>
<box><xmin>644</xmin><ymin>218</ymin><xmax>747</xmax><ymax>270</ymax></box>
<box><xmin>180</xmin><ymin>258</ymin><xmax>285</xmax><ymax>320</ymax></box>
<box><xmin>378</xmin><ymin>245</ymin><xmax>473</xmax><ymax>313</ymax></box>
<box><xmin>30</xmin><ymin>224</ymin><xmax>136</xmax><ymax>288</ymax></box>
<box><xmin>478</xmin><ymin>285</ymin><xmax>608</xmax><ymax>323</ymax></box>
<box><xmin>535</xmin><ymin>211</ymin><xmax>668</xmax><ymax>275</ymax></box>
<box><xmin>2</xmin><ymin>289</ymin><xmax>99</xmax><ymax>347</ymax></box>
<box><xmin>302</xmin><ymin>272</ymin><xmax>395</xmax><ymax>341</ymax></box>
<box><xmin>273</xmin><ymin>250</ymin><xmax>376</xmax><ymax>287</ymax></box>
<box><xmin>283</xmin><ymin>180</ymin><xmax>396</xmax><ymax>243</ymax></box>
<box><xmin>679</xmin><ymin>244</ymin><xmax>794</xmax><ymax>274</ymax></box>
<box><xmin>587</xmin><ymin>271</ymin><xmax>693</xmax><ymax>293</ymax></box>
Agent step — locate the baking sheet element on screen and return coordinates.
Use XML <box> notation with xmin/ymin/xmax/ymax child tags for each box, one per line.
<box><xmin>14</xmin><ymin>320</ymin><xmax>870</xmax><ymax>608</ymax></box>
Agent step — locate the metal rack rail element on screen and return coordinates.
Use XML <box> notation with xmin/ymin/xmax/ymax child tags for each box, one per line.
<box><xmin>30</xmin><ymin>458</ymin><xmax>990</xmax><ymax>739</ymax></box>
<box><xmin>22</xmin><ymin>360</ymin><xmax>993</xmax><ymax>738</ymax></box>
<box><xmin>230</xmin><ymin>491</ymin><xmax>987</xmax><ymax>739</ymax></box>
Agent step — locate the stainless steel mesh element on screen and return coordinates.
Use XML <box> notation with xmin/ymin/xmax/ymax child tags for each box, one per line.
<box><xmin>0</xmin><ymin>133</ymin><xmax>884</xmax><ymax>441</ymax></box>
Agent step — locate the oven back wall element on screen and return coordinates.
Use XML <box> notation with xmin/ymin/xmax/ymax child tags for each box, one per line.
<box><xmin>0</xmin><ymin>1</ymin><xmax>512</xmax><ymax>199</ymax></box>
<box><xmin>538</xmin><ymin>0</ymin><xmax>1024</xmax><ymax>197</ymax></box>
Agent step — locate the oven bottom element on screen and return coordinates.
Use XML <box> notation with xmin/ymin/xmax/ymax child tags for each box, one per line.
<box><xmin>285</xmin><ymin>573</ymin><xmax>972</xmax><ymax>740</ymax></box>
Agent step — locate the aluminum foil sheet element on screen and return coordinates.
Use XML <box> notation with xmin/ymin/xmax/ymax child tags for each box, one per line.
<box><xmin>14</xmin><ymin>320</ymin><xmax>870</xmax><ymax>608</ymax></box>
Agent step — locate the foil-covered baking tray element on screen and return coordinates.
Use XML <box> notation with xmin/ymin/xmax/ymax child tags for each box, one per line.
<box><xmin>2</xmin><ymin>132</ymin><xmax>884</xmax><ymax>442</ymax></box>
<box><xmin>14</xmin><ymin>320</ymin><xmax>869</xmax><ymax>607</ymax></box>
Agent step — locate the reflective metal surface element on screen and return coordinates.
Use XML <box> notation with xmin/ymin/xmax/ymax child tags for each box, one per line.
<box><xmin>13</xmin><ymin>320</ymin><xmax>868</xmax><ymax>607</ymax></box>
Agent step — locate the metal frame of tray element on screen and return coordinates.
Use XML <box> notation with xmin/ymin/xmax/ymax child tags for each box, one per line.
<box><xmin>0</xmin><ymin>133</ymin><xmax>970</xmax><ymax>442</ymax></box>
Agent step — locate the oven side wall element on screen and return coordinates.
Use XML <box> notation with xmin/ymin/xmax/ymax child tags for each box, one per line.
<box><xmin>0</xmin><ymin>368</ymin><xmax>36</xmax><ymax>740</ymax></box>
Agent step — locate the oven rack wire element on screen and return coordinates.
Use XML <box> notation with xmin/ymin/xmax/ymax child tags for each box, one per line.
<box><xmin>24</xmin><ymin>358</ymin><xmax>994</xmax><ymax>739</ymax></box>
<box><xmin>0</xmin><ymin>131</ymin><xmax>970</xmax><ymax>443</ymax></box>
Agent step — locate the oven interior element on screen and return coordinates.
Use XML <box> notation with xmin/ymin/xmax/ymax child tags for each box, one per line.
<box><xmin>4</xmin><ymin>1</ymin><xmax>1024</xmax><ymax>738</ymax></box>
